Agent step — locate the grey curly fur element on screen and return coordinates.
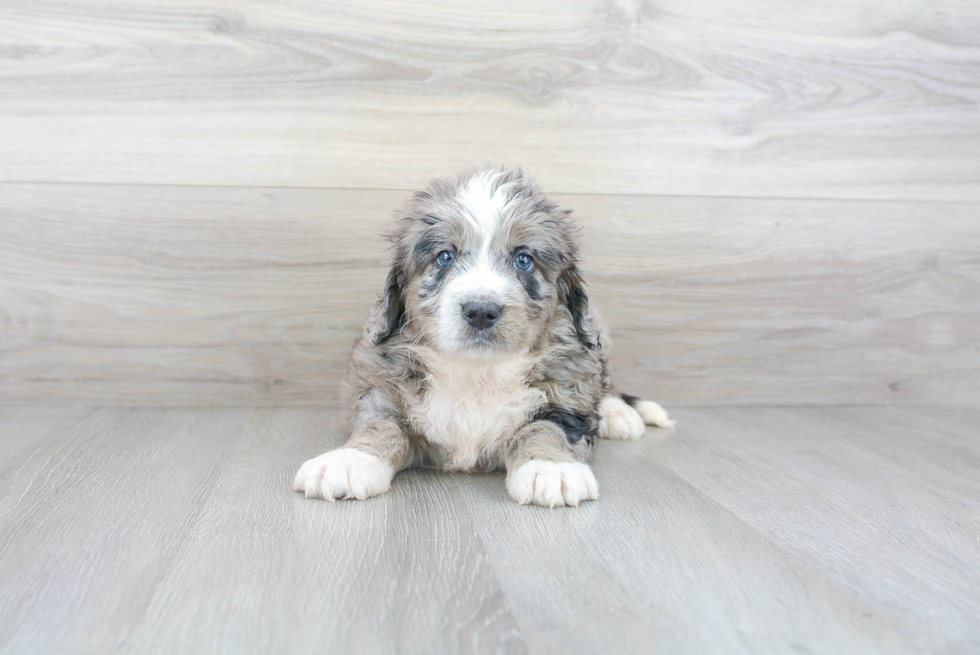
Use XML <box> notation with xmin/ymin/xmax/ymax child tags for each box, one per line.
<box><xmin>342</xmin><ymin>166</ymin><xmax>613</xmax><ymax>474</ymax></box>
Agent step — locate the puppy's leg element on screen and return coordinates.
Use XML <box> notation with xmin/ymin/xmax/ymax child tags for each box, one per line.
<box><xmin>293</xmin><ymin>419</ymin><xmax>411</xmax><ymax>501</ymax></box>
<box><xmin>598</xmin><ymin>394</ymin><xmax>675</xmax><ymax>440</ymax></box>
<box><xmin>504</xmin><ymin>421</ymin><xmax>598</xmax><ymax>508</ymax></box>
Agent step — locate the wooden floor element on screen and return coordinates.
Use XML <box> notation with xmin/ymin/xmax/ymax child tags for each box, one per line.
<box><xmin>1</xmin><ymin>404</ymin><xmax>977</xmax><ymax>654</ymax></box>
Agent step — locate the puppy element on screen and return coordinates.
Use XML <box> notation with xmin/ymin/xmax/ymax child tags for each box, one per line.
<box><xmin>293</xmin><ymin>167</ymin><xmax>674</xmax><ymax>508</ymax></box>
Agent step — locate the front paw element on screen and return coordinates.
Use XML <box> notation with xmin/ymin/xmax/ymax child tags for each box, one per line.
<box><xmin>292</xmin><ymin>448</ymin><xmax>394</xmax><ymax>501</ymax></box>
<box><xmin>506</xmin><ymin>460</ymin><xmax>598</xmax><ymax>508</ymax></box>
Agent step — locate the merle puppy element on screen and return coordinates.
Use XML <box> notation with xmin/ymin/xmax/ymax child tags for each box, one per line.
<box><xmin>294</xmin><ymin>167</ymin><xmax>674</xmax><ymax>508</ymax></box>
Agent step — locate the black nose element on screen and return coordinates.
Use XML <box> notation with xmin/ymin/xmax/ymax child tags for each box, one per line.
<box><xmin>461</xmin><ymin>302</ymin><xmax>501</xmax><ymax>330</ymax></box>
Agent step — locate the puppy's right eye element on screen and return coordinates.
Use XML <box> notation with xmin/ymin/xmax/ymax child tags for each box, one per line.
<box><xmin>436</xmin><ymin>250</ymin><xmax>456</xmax><ymax>268</ymax></box>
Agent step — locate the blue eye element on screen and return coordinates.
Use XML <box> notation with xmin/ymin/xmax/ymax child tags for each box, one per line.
<box><xmin>514</xmin><ymin>253</ymin><xmax>534</xmax><ymax>272</ymax></box>
<box><xmin>437</xmin><ymin>250</ymin><xmax>456</xmax><ymax>268</ymax></box>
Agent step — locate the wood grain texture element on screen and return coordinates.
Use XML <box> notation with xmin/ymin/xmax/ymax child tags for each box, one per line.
<box><xmin>1</xmin><ymin>0</ymin><xmax>978</xmax><ymax>199</ymax></box>
<box><xmin>454</xmin><ymin>409</ymin><xmax>980</xmax><ymax>653</ymax></box>
<box><xmin>1</xmin><ymin>405</ymin><xmax>978</xmax><ymax>653</ymax></box>
<box><xmin>1</xmin><ymin>183</ymin><xmax>977</xmax><ymax>406</ymax></box>
<box><xmin>0</xmin><ymin>407</ymin><xmax>243</xmax><ymax>654</ymax></box>
<box><xmin>123</xmin><ymin>409</ymin><xmax>525</xmax><ymax>655</ymax></box>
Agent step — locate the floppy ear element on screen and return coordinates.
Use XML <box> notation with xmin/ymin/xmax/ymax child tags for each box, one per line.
<box><xmin>558</xmin><ymin>265</ymin><xmax>600</xmax><ymax>351</ymax></box>
<box><xmin>371</xmin><ymin>263</ymin><xmax>406</xmax><ymax>345</ymax></box>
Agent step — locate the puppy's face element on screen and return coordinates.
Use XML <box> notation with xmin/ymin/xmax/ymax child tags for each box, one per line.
<box><xmin>376</xmin><ymin>168</ymin><xmax>589</xmax><ymax>357</ymax></box>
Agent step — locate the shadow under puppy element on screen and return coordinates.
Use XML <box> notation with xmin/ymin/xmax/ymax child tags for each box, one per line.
<box><xmin>294</xmin><ymin>166</ymin><xmax>674</xmax><ymax>508</ymax></box>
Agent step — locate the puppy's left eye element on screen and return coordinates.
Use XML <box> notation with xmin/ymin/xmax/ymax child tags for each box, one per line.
<box><xmin>437</xmin><ymin>250</ymin><xmax>456</xmax><ymax>268</ymax></box>
<box><xmin>514</xmin><ymin>253</ymin><xmax>534</xmax><ymax>273</ymax></box>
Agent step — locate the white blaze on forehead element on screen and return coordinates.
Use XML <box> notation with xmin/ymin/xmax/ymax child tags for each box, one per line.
<box><xmin>433</xmin><ymin>171</ymin><xmax>522</xmax><ymax>352</ymax></box>
<box><xmin>456</xmin><ymin>170</ymin><xmax>510</xmax><ymax>248</ymax></box>
<box><xmin>452</xmin><ymin>171</ymin><xmax>511</xmax><ymax>303</ymax></box>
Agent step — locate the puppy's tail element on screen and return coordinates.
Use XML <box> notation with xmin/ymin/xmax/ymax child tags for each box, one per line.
<box><xmin>620</xmin><ymin>394</ymin><xmax>676</xmax><ymax>429</ymax></box>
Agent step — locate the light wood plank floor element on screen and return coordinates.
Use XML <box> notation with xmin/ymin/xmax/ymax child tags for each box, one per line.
<box><xmin>1</xmin><ymin>405</ymin><xmax>977</xmax><ymax>654</ymax></box>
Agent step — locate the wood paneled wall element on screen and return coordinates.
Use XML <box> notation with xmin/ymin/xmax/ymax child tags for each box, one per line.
<box><xmin>2</xmin><ymin>184</ymin><xmax>976</xmax><ymax>405</ymax></box>
<box><xmin>1</xmin><ymin>0</ymin><xmax>978</xmax><ymax>405</ymax></box>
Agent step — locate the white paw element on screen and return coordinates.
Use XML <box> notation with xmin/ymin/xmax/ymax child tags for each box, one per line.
<box><xmin>506</xmin><ymin>460</ymin><xmax>598</xmax><ymax>508</ymax></box>
<box><xmin>292</xmin><ymin>448</ymin><xmax>393</xmax><ymax>501</ymax></box>
<box><xmin>633</xmin><ymin>399</ymin><xmax>676</xmax><ymax>429</ymax></box>
<box><xmin>598</xmin><ymin>397</ymin><xmax>646</xmax><ymax>440</ymax></box>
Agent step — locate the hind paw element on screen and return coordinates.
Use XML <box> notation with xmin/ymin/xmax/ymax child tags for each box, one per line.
<box><xmin>632</xmin><ymin>399</ymin><xmax>676</xmax><ymax>429</ymax></box>
<box><xmin>598</xmin><ymin>397</ymin><xmax>646</xmax><ymax>440</ymax></box>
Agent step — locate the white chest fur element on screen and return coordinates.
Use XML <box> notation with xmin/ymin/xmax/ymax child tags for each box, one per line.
<box><xmin>409</xmin><ymin>354</ymin><xmax>546</xmax><ymax>471</ymax></box>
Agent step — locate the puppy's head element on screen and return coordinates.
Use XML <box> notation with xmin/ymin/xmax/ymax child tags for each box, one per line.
<box><xmin>372</xmin><ymin>167</ymin><xmax>597</xmax><ymax>357</ymax></box>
